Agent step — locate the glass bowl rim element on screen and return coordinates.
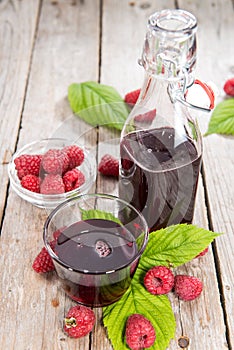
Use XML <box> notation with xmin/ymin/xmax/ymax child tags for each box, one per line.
<box><xmin>8</xmin><ymin>138</ymin><xmax>96</xmax><ymax>205</ymax></box>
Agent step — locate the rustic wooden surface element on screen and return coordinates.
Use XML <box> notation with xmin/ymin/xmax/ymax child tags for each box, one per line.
<box><xmin>0</xmin><ymin>0</ymin><xmax>233</xmax><ymax>349</ymax></box>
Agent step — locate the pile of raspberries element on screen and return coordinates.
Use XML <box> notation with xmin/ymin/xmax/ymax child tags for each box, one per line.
<box><xmin>14</xmin><ymin>145</ymin><xmax>85</xmax><ymax>195</ymax></box>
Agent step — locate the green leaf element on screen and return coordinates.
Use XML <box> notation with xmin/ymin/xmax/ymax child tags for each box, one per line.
<box><xmin>138</xmin><ymin>224</ymin><xmax>220</xmax><ymax>271</ymax></box>
<box><xmin>103</xmin><ymin>284</ymin><xmax>176</xmax><ymax>350</ymax></box>
<box><xmin>68</xmin><ymin>81</ymin><xmax>129</xmax><ymax>131</ymax></box>
<box><xmin>205</xmin><ymin>98</ymin><xmax>234</xmax><ymax>136</ymax></box>
<box><xmin>80</xmin><ymin>208</ymin><xmax>122</xmax><ymax>225</ymax></box>
<box><xmin>103</xmin><ymin>224</ymin><xmax>221</xmax><ymax>350</ymax></box>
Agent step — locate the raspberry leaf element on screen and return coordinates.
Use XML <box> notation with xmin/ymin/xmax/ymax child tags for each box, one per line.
<box><xmin>68</xmin><ymin>81</ymin><xmax>129</xmax><ymax>131</ymax></box>
<box><xmin>103</xmin><ymin>224</ymin><xmax>220</xmax><ymax>350</ymax></box>
<box><xmin>80</xmin><ymin>208</ymin><xmax>122</xmax><ymax>225</ymax></box>
<box><xmin>103</xmin><ymin>283</ymin><xmax>176</xmax><ymax>350</ymax></box>
<box><xmin>138</xmin><ymin>224</ymin><xmax>220</xmax><ymax>269</ymax></box>
<box><xmin>205</xmin><ymin>98</ymin><xmax>234</xmax><ymax>135</ymax></box>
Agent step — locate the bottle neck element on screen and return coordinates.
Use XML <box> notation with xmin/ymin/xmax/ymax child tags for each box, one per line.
<box><xmin>136</xmin><ymin>72</ymin><xmax>179</xmax><ymax>117</ymax></box>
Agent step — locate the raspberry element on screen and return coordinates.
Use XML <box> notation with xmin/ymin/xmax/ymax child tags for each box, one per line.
<box><xmin>63</xmin><ymin>168</ymin><xmax>85</xmax><ymax>192</ymax></box>
<box><xmin>144</xmin><ymin>266</ymin><xmax>174</xmax><ymax>295</ymax></box>
<box><xmin>124</xmin><ymin>89</ymin><xmax>141</xmax><ymax>105</ymax></box>
<box><xmin>41</xmin><ymin>149</ymin><xmax>69</xmax><ymax>175</ymax></box>
<box><xmin>121</xmin><ymin>157</ymin><xmax>134</xmax><ymax>172</ymax></box>
<box><xmin>14</xmin><ymin>154</ymin><xmax>42</xmax><ymax>179</ymax></box>
<box><xmin>40</xmin><ymin>174</ymin><xmax>65</xmax><ymax>194</ymax></box>
<box><xmin>21</xmin><ymin>174</ymin><xmax>40</xmax><ymax>193</ymax></box>
<box><xmin>125</xmin><ymin>314</ymin><xmax>156</xmax><ymax>350</ymax></box>
<box><xmin>195</xmin><ymin>247</ymin><xmax>209</xmax><ymax>258</ymax></box>
<box><xmin>98</xmin><ymin>154</ymin><xmax>119</xmax><ymax>177</ymax></box>
<box><xmin>64</xmin><ymin>305</ymin><xmax>95</xmax><ymax>338</ymax></box>
<box><xmin>174</xmin><ymin>275</ymin><xmax>203</xmax><ymax>301</ymax></box>
<box><xmin>134</xmin><ymin>109</ymin><xmax>156</xmax><ymax>124</ymax></box>
<box><xmin>95</xmin><ymin>240</ymin><xmax>112</xmax><ymax>257</ymax></box>
<box><xmin>223</xmin><ymin>78</ymin><xmax>234</xmax><ymax>96</ymax></box>
<box><xmin>63</xmin><ymin>145</ymin><xmax>85</xmax><ymax>169</ymax></box>
<box><xmin>53</xmin><ymin>228</ymin><xmax>63</xmax><ymax>240</ymax></box>
<box><xmin>32</xmin><ymin>245</ymin><xmax>55</xmax><ymax>273</ymax></box>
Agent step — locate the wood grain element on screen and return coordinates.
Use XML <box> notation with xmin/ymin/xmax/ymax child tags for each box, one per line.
<box><xmin>0</xmin><ymin>0</ymin><xmax>41</xmax><ymax>224</ymax></box>
<box><xmin>0</xmin><ymin>0</ymin><xmax>233</xmax><ymax>349</ymax></box>
<box><xmin>178</xmin><ymin>0</ymin><xmax>234</xmax><ymax>346</ymax></box>
<box><xmin>98</xmin><ymin>1</ymin><xmax>228</xmax><ymax>349</ymax></box>
<box><xmin>0</xmin><ymin>0</ymin><xmax>100</xmax><ymax>349</ymax></box>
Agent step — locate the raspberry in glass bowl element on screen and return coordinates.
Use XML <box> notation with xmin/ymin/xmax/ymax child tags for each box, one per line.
<box><xmin>8</xmin><ymin>138</ymin><xmax>96</xmax><ymax>208</ymax></box>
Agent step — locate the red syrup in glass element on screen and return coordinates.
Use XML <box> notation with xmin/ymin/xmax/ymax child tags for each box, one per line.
<box><xmin>119</xmin><ymin>127</ymin><xmax>202</xmax><ymax>232</ymax></box>
<box><xmin>54</xmin><ymin>218</ymin><xmax>137</xmax><ymax>307</ymax></box>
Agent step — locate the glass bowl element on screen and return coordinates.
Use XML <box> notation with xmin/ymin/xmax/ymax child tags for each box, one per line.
<box><xmin>8</xmin><ymin>138</ymin><xmax>96</xmax><ymax>208</ymax></box>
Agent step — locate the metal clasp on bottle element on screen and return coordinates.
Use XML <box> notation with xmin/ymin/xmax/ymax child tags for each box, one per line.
<box><xmin>171</xmin><ymin>68</ymin><xmax>215</xmax><ymax>112</ymax></box>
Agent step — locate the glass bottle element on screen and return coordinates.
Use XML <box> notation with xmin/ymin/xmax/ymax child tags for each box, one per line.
<box><xmin>119</xmin><ymin>9</ymin><xmax>211</xmax><ymax>232</ymax></box>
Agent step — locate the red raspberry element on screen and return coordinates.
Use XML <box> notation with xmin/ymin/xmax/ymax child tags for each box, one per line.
<box><xmin>14</xmin><ymin>154</ymin><xmax>42</xmax><ymax>180</ymax></box>
<box><xmin>41</xmin><ymin>149</ymin><xmax>69</xmax><ymax>175</ymax></box>
<box><xmin>63</xmin><ymin>145</ymin><xmax>85</xmax><ymax>169</ymax></box>
<box><xmin>195</xmin><ymin>247</ymin><xmax>209</xmax><ymax>258</ymax></box>
<box><xmin>53</xmin><ymin>228</ymin><xmax>63</xmax><ymax>240</ymax></box>
<box><xmin>174</xmin><ymin>275</ymin><xmax>203</xmax><ymax>301</ymax></box>
<box><xmin>124</xmin><ymin>89</ymin><xmax>141</xmax><ymax>105</ymax></box>
<box><xmin>98</xmin><ymin>154</ymin><xmax>119</xmax><ymax>177</ymax></box>
<box><xmin>21</xmin><ymin>174</ymin><xmax>40</xmax><ymax>193</ymax></box>
<box><xmin>32</xmin><ymin>246</ymin><xmax>55</xmax><ymax>273</ymax></box>
<box><xmin>224</xmin><ymin>78</ymin><xmax>234</xmax><ymax>96</ymax></box>
<box><xmin>125</xmin><ymin>314</ymin><xmax>156</xmax><ymax>350</ymax></box>
<box><xmin>40</xmin><ymin>174</ymin><xmax>65</xmax><ymax>194</ymax></box>
<box><xmin>63</xmin><ymin>168</ymin><xmax>85</xmax><ymax>192</ymax></box>
<box><xmin>134</xmin><ymin>109</ymin><xmax>156</xmax><ymax>124</ymax></box>
<box><xmin>144</xmin><ymin>266</ymin><xmax>175</xmax><ymax>295</ymax></box>
<box><xmin>64</xmin><ymin>305</ymin><xmax>95</xmax><ymax>338</ymax></box>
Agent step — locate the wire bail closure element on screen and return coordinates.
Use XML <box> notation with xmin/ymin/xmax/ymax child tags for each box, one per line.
<box><xmin>169</xmin><ymin>68</ymin><xmax>215</xmax><ymax>112</ymax></box>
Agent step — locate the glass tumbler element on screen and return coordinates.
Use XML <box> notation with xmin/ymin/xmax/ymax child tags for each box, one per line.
<box><xmin>43</xmin><ymin>193</ymin><xmax>148</xmax><ymax>307</ymax></box>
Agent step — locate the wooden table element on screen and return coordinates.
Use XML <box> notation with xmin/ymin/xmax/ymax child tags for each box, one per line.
<box><xmin>0</xmin><ymin>1</ymin><xmax>233</xmax><ymax>349</ymax></box>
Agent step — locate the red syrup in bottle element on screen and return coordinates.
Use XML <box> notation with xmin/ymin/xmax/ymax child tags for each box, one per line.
<box><xmin>119</xmin><ymin>127</ymin><xmax>201</xmax><ymax>232</ymax></box>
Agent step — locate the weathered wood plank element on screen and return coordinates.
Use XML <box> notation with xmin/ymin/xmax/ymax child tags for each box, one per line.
<box><xmin>178</xmin><ymin>0</ymin><xmax>234</xmax><ymax>347</ymax></box>
<box><xmin>170</xmin><ymin>181</ymin><xmax>228</xmax><ymax>349</ymax></box>
<box><xmin>0</xmin><ymin>0</ymin><xmax>100</xmax><ymax>349</ymax></box>
<box><xmin>167</xmin><ymin>0</ymin><xmax>232</xmax><ymax>345</ymax></box>
<box><xmin>17</xmin><ymin>0</ymin><xmax>100</xmax><ymax>144</ymax></box>
<box><xmin>0</xmin><ymin>0</ymin><xmax>232</xmax><ymax>349</ymax></box>
<box><xmin>95</xmin><ymin>0</ymin><xmax>228</xmax><ymax>349</ymax></box>
<box><xmin>101</xmin><ymin>0</ymin><xmax>176</xmax><ymax>95</ymax></box>
<box><xmin>92</xmin><ymin>2</ymin><xmax>171</xmax><ymax>347</ymax></box>
<box><xmin>0</xmin><ymin>0</ymin><xmax>41</xmax><ymax>225</ymax></box>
